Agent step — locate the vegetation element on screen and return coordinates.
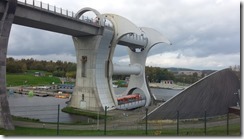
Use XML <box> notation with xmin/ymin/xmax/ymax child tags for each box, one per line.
<box><xmin>7</xmin><ymin>57</ymin><xmax>76</xmax><ymax>78</ymax></box>
<box><xmin>114</xmin><ymin>66</ymin><xmax>205</xmax><ymax>84</ymax></box>
<box><xmin>145</xmin><ymin>66</ymin><xmax>175</xmax><ymax>83</ymax></box>
<box><xmin>0</xmin><ymin>123</ymin><xmax>240</xmax><ymax>136</ymax></box>
<box><xmin>6</xmin><ymin>71</ymin><xmax>61</xmax><ymax>86</ymax></box>
<box><xmin>7</xmin><ymin>57</ymin><xmax>217</xmax><ymax>85</ymax></box>
<box><xmin>11</xmin><ymin>115</ymin><xmax>40</xmax><ymax>122</ymax></box>
<box><xmin>113</xmin><ymin>80</ymin><xmax>128</xmax><ymax>87</ymax></box>
<box><xmin>61</xmin><ymin>107</ymin><xmax>108</xmax><ymax>119</ymax></box>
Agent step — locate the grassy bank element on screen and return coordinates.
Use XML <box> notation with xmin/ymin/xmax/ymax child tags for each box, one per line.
<box><xmin>6</xmin><ymin>71</ymin><xmax>61</xmax><ymax>86</ymax></box>
<box><xmin>11</xmin><ymin>115</ymin><xmax>40</xmax><ymax>123</ymax></box>
<box><xmin>0</xmin><ymin>123</ymin><xmax>240</xmax><ymax>136</ymax></box>
<box><xmin>61</xmin><ymin>107</ymin><xmax>107</xmax><ymax>119</ymax></box>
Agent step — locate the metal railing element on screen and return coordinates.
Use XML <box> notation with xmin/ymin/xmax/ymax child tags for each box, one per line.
<box><xmin>3</xmin><ymin>103</ymin><xmax>241</xmax><ymax>136</ymax></box>
<box><xmin>5</xmin><ymin>0</ymin><xmax>150</xmax><ymax>38</ymax></box>
<box><xmin>16</xmin><ymin>0</ymin><xmax>101</xmax><ymax>26</ymax></box>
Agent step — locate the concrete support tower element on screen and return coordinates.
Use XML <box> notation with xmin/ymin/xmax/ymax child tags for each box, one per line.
<box><xmin>69</xmin><ymin>9</ymin><xmax>117</xmax><ymax>111</ymax></box>
<box><xmin>124</xmin><ymin>27</ymin><xmax>171</xmax><ymax>107</ymax></box>
<box><xmin>0</xmin><ymin>0</ymin><xmax>17</xmax><ymax>130</ymax></box>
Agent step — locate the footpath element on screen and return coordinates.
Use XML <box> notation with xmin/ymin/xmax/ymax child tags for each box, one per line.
<box><xmin>12</xmin><ymin>103</ymin><xmax>241</xmax><ymax>131</ymax></box>
<box><xmin>13</xmin><ymin>118</ymin><xmax>240</xmax><ymax>131</ymax></box>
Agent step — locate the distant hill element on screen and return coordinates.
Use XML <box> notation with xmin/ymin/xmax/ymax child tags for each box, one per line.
<box><xmin>201</xmin><ymin>70</ymin><xmax>217</xmax><ymax>75</ymax></box>
<box><xmin>166</xmin><ymin>67</ymin><xmax>216</xmax><ymax>75</ymax></box>
<box><xmin>166</xmin><ymin>67</ymin><xmax>197</xmax><ymax>72</ymax></box>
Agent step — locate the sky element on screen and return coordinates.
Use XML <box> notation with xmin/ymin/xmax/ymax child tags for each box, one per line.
<box><xmin>7</xmin><ymin>0</ymin><xmax>240</xmax><ymax>70</ymax></box>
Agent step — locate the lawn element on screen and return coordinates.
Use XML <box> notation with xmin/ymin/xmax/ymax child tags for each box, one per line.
<box><xmin>0</xmin><ymin>124</ymin><xmax>240</xmax><ymax>136</ymax></box>
<box><xmin>6</xmin><ymin>71</ymin><xmax>61</xmax><ymax>87</ymax></box>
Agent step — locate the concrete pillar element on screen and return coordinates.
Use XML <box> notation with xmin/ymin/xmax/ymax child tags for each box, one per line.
<box><xmin>125</xmin><ymin>49</ymin><xmax>153</xmax><ymax>106</ymax></box>
<box><xmin>69</xmin><ymin>28</ymin><xmax>117</xmax><ymax>111</ymax></box>
<box><xmin>125</xmin><ymin>27</ymin><xmax>171</xmax><ymax>107</ymax></box>
<box><xmin>0</xmin><ymin>0</ymin><xmax>17</xmax><ymax>130</ymax></box>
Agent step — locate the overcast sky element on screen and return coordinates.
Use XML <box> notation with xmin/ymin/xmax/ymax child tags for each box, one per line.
<box><xmin>8</xmin><ymin>0</ymin><xmax>240</xmax><ymax>70</ymax></box>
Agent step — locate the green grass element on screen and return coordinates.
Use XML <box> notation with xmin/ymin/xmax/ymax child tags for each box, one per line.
<box><xmin>11</xmin><ymin>115</ymin><xmax>40</xmax><ymax>122</ymax></box>
<box><xmin>177</xmin><ymin>124</ymin><xmax>241</xmax><ymax>136</ymax></box>
<box><xmin>61</xmin><ymin>107</ymin><xmax>108</xmax><ymax>119</ymax></box>
<box><xmin>0</xmin><ymin>124</ymin><xmax>240</xmax><ymax>136</ymax></box>
<box><xmin>6</xmin><ymin>72</ymin><xmax>61</xmax><ymax>87</ymax></box>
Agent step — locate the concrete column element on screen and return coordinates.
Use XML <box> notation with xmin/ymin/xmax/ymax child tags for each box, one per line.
<box><xmin>69</xmin><ymin>28</ymin><xmax>116</xmax><ymax>111</ymax></box>
<box><xmin>125</xmin><ymin>50</ymin><xmax>153</xmax><ymax>107</ymax></box>
<box><xmin>0</xmin><ymin>0</ymin><xmax>17</xmax><ymax>130</ymax></box>
<box><xmin>125</xmin><ymin>27</ymin><xmax>171</xmax><ymax>107</ymax></box>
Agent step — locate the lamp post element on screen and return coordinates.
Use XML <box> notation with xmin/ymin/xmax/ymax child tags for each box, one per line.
<box><xmin>104</xmin><ymin>106</ymin><xmax>108</xmax><ymax>135</ymax></box>
<box><xmin>97</xmin><ymin>108</ymin><xmax>100</xmax><ymax>130</ymax></box>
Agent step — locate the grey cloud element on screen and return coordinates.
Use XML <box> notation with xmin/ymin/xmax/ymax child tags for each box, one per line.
<box><xmin>8</xmin><ymin>25</ymin><xmax>75</xmax><ymax>56</ymax></box>
<box><xmin>114</xmin><ymin>45</ymin><xmax>129</xmax><ymax>57</ymax></box>
<box><xmin>176</xmin><ymin>53</ymin><xmax>182</xmax><ymax>59</ymax></box>
<box><xmin>6</xmin><ymin>0</ymin><xmax>240</xmax><ymax>69</ymax></box>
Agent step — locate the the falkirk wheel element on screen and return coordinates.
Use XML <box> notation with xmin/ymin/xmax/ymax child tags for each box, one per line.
<box><xmin>69</xmin><ymin>7</ymin><xmax>171</xmax><ymax>112</ymax></box>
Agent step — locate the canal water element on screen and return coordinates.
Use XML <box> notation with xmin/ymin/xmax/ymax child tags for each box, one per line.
<box><xmin>7</xmin><ymin>88</ymin><xmax>181</xmax><ymax>123</ymax></box>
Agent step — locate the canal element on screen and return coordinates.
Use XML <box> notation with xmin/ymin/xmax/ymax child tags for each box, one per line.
<box><xmin>7</xmin><ymin>88</ymin><xmax>181</xmax><ymax>123</ymax></box>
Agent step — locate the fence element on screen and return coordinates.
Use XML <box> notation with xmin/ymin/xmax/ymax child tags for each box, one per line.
<box><xmin>16</xmin><ymin>0</ymin><xmax>113</xmax><ymax>27</ymax></box>
<box><xmin>5</xmin><ymin>104</ymin><xmax>241</xmax><ymax>136</ymax></box>
<box><xmin>18</xmin><ymin>0</ymin><xmax>78</xmax><ymax>19</ymax></box>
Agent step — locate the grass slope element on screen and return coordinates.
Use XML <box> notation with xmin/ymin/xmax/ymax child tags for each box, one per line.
<box><xmin>0</xmin><ymin>124</ymin><xmax>240</xmax><ymax>136</ymax></box>
<box><xmin>6</xmin><ymin>71</ymin><xmax>61</xmax><ymax>87</ymax></box>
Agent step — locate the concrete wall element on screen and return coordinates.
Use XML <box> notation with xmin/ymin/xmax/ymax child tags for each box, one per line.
<box><xmin>69</xmin><ymin>28</ymin><xmax>116</xmax><ymax>111</ymax></box>
<box><xmin>147</xmin><ymin>68</ymin><xmax>240</xmax><ymax>120</ymax></box>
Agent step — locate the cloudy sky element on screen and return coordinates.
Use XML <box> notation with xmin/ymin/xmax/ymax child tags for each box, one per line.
<box><xmin>8</xmin><ymin>0</ymin><xmax>240</xmax><ymax>70</ymax></box>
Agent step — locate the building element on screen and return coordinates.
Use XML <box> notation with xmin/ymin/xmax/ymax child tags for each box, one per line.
<box><xmin>34</xmin><ymin>72</ymin><xmax>45</xmax><ymax>77</ymax></box>
<box><xmin>57</xmin><ymin>84</ymin><xmax>74</xmax><ymax>93</ymax></box>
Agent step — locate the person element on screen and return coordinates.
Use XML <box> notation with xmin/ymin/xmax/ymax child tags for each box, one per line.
<box><xmin>95</xmin><ymin>17</ymin><xmax>100</xmax><ymax>25</ymax></box>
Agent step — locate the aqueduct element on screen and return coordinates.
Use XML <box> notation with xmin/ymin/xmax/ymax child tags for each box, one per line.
<box><xmin>0</xmin><ymin>0</ymin><xmax>240</xmax><ymax>131</ymax></box>
<box><xmin>0</xmin><ymin>0</ymin><xmax>171</xmax><ymax>129</ymax></box>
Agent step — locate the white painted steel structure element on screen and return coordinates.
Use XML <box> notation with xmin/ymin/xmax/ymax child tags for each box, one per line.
<box><xmin>113</xmin><ymin>64</ymin><xmax>141</xmax><ymax>75</ymax></box>
<box><xmin>69</xmin><ymin>9</ymin><xmax>171</xmax><ymax>111</ymax></box>
<box><xmin>0</xmin><ymin>0</ymin><xmax>171</xmax><ymax>112</ymax></box>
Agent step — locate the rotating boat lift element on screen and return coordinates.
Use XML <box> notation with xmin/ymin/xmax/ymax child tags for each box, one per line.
<box><xmin>0</xmin><ymin>0</ymin><xmax>170</xmax><ymax>129</ymax></box>
<box><xmin>69</xmin><ymin>8</ymin><xmax>171</xmax><ymax>111</ymax></box>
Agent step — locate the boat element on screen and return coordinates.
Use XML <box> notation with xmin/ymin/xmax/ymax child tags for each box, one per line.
<box><xmin>113</xmin><ymin>84</ymin><xmax>118</xmax><ymax>88</ymax></box>
<box><xmin>116</xmin><ymin>93</ymin><xmax>146</xmax><ymax>110</ymax></box>
<box><xmin>55</xmin><ymin>93</ymin><xmax>70</xmax><ymax>99</ymax></box>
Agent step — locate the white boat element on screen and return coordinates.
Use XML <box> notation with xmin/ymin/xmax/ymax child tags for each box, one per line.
<box><xmin>113</xmin><ymin>84</ymin><xmax>118</xmax><ymax>88</ymax></box>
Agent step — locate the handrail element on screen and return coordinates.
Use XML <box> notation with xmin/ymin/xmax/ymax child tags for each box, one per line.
<box><xmin>16</xmin><ymin>0</ymin><xmax>102</xmax><ymax>26</ymax></box>
<box><xmin>5</xmin><ymin>0</ymin><xmax>146</xmax><ymax>35</ymax></box>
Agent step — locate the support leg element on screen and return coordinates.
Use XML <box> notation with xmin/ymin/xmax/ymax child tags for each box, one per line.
<box><xmin>0</xmin><ymin>0</ymin><xmax>17</xmax><ymax>130</ymax></box>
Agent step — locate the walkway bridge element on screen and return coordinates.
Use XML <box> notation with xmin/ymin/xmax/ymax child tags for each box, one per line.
<box><xmin>0</xmin><ymin>0</ymin><xmax>148</xmax><ymax>46</ymax></box>
<box><xmin>0</xmin><ymin>0</ymin><xmax>171</xmax><ymax>130</ymax></box>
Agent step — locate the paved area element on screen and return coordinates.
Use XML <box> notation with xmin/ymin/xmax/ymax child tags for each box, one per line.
<box><xmin>13</xmin><ymin>118</ymin><xmax>240</xmax><ymax>131</ymax></box>
<box><xmin>12</xmin><ymin>102</ymin><xmax>241</xmax><ymax>131</ymax></box>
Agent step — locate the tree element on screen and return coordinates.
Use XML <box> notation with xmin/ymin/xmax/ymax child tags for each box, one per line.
<box><xmin>6</xmin><ymin>59</ymin><xmax>27</xmax><ymax>73</ymax></box>
<box><xmin>53</xmin><ymin>70</ymin><xmax>66</xmax><ymax>77</ymax></box>
<box><xmin>66</xmin><ymin>71</ymin><xmax>76</xmax><ymax>79</ymax></box>
<box><xmin>145</xmin><ymin>66</ymin><xmax>175</xmax><ymax>83</ymax></box>
<box><xmin>45</xmin><ymin>62</ymin><xmax>56</xmax><ymax>72</ymax></box>
<box><xmin>201</xmin><ymin>73</ymin><xmax>205</xmax><ymax>78</ymax></box>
